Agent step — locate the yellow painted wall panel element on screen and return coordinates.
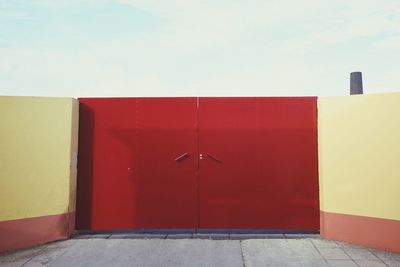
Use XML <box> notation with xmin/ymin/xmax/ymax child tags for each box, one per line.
<box><xmin>0</xmin><ymin>96</ymin><xmax>78</xmax><ymax>221</ymax></box>
<box><xmin>318</xmin><ymin>93</ymin><xmax>400</xmax><ymax>221</ymax></box>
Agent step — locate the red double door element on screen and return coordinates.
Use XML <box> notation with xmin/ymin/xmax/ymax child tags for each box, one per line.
<box><xmin>76</xmin><ymin>97</ymin><xmax>319</xmax><ymax>231</ymax></box>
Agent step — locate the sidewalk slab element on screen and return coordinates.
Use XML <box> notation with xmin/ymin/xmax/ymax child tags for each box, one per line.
<box><xmin>230</xmin><ymin>233</ymin><xmax>284</xmax><ymax>239</ymax></box>
<box><xmin>166</xmin><ymin>234</ymin><xmax>193</xmax><ymax>239</ymax></box>
<box><xmin>123</xmin><ymin>233</ymin><xmax>166</xmax><ymax>239</ymax></box>
<box><xmin>1</xmin><ymin>237</ymin><xmax>399</xmax><ymax>267</ymax></box>
<box><xmin>49</xmin><ymin>239</ymin><xmax>242</xmax><ymax>267</ymax></box>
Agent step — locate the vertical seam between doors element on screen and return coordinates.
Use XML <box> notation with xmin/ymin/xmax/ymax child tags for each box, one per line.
<box><xmin>196</xmin><ymin>97</ymin><xmax>201</xmax><ymax>230</ymax></box>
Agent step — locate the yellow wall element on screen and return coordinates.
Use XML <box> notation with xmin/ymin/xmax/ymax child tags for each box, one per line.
<box><xmin>318</xmin><ymin>93</ymin><xmax>400</xmax><ymax>221</ymax></box>
<box><xmin>0</xmin><ymin>96</ymin><xmax>78</xmax><ymax>221</ymax></box>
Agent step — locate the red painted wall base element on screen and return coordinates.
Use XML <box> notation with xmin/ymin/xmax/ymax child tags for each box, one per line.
<box><xmin>0</xmin><ymin>212</ymin><xmax>75</xmax><ymax>252</ymax></box>
<box><xmin>321</xmin><ymin>211</ymin><xmax>400</xmax><ymax>253</ymax></box>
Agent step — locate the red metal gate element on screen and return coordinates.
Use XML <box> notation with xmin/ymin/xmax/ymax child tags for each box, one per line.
<box><xmin>76</xmin><ymin>97</ymin><xmax>319</xmax><ymax>231</ymax></box>
<box><xmin>76</xmin><ymin>98</ymin><xmax>198</xmax><ymax>230</ymax></box>
<box><xmin>198</xmin><ymin>98</ymin><xmax>319</xmax><ymax>229</ymax></box>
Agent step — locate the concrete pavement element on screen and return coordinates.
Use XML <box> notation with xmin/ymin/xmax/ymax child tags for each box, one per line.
<box><xmin>1</xmin><ymin>235</ymin><xmax>399</xmax><ymax>267</ymax></box>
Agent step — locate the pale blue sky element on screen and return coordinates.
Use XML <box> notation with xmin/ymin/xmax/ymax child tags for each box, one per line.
<box><xmin>0</xmin><ymin>0</ymin><xmax>399</xmax><ymax>97</ymax></box>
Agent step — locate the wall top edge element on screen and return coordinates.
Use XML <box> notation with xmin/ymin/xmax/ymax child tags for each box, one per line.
<box><xmin>318</xmin><ymin>91</ymin><xmax>400</xmax><ymax>100</ymax></box>
<box><xmin>0</xmin><ymin>95</ymin><xmax>77</xmax><ymax>101</ymax></box>
<box><xmin>78</xmin><ymin>96</ymin><xmax>318</xmax><ymax>100</ymax></box>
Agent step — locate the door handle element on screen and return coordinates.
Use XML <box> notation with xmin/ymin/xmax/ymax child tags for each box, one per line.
<box><xmin>206</xmin><ymin>153</ymin><xmax>222</xmax><ymax>163</ymax></box>
<box><xmin>175</xmin><ymin>153</ymin><xmax>189</xmax><ymax>162</ymax></box>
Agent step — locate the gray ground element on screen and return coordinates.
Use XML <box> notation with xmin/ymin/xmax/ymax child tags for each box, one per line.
<box><xmin>1</xmin><ymin>234</ymin><xmax>399</xmax><ymax>267</ymax></box>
